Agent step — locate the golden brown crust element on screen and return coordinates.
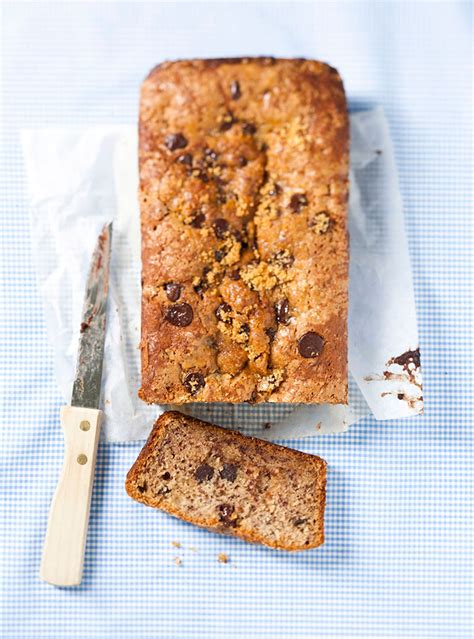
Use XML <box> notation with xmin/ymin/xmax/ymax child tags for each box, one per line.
<box><xmin>126</xmin><ymin>411</ymin><xmax>327</xmax><ymax>551</ymax></box>
<box><xmin>139</xmin><ymin>58</ymin><xmax>348</xmax><ymax>404</ymax></box>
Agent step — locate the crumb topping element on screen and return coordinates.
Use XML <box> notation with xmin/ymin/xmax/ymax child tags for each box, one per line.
<box><xmin>257</xmin><ymin>369</ymin><xmax>284</xmax><ymax>393</ymax></box>
<box><xmin>309</xmin><ymin>211</ymin><xmax>332</xmax><ymax>235</ymax></box>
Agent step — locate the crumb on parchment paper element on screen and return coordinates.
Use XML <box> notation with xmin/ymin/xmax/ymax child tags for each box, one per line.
<box><xmin>218</xmin><ymin>553</ymin><xmax>229</xmax><ymax>564</ymax></box>
<box><xmin>173</xmin><ymin>557</ymin><xmax>182</xmax><ymax>566</ymax></box>
<box><xmin>171</xmin><ymin>540</ymin><xmax>181</xmax><ymax>548</ymax></box>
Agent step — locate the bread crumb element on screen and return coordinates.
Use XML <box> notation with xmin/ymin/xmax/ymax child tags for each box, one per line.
<box><xmin>255</xmin><ymin>180</ymin><xmax>280</xmax><ymax>220</ymax></box>
<box><xmin>218</xmin><ymin>553</ymin><xmax>229</xmax><ymax>564</ymax></box>
<box><xmin>188</xmin><ymin>546</ymin><xmax>198</xmax><ymax>552</ymax></box>
<box><xmin>263</xmin><ymin>422</ymin><xmax>272</xmax><ymax>430</ymax></box>
<box><xmin>221</xmin><ymin>238</ymin><xmax>242</xmax><ymax>266</ymax></box>
<box><xmin>218</xmin><ymin>317</ymin><xmax>250</xmax><ymax>344</ymax></box>
<box><xmin>315</xmin><ymin>422</ymin><xmax>322</xmax><ymax>431</ymax></box>
<box><xmin>257</xmin><ymin>369</ymin><xmax>284</xmax><ymax>393</ymax></box>
<box><xmin>171</xmin><ymin>540</ymin><xmax>181</xmax><ymax>548</ymax></box>
<box><xmin>173</xmin><ymin>557</ymin><xmax>182</xmax><ymax>566</ymax></box>
<box><xmin>241</xmin><ymin>261</ymin><xmax>278</xmax><ymax>291</ymax></box>
<box><xmin>309</xmin><ymin>212</ymin><xmax>331</xmax><ymax>235</ymax></box>
<box><xmin>241</xmin><ymin>259</ymin><xmax>291</xmax><ymax>293</ymax></box>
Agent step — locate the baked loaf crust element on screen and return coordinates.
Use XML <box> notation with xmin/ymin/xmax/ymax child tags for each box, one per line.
<box><xmin>125</xmin><ymin>411</ymin><xmax>327</xmax><ymax>551</ymax></box>
<box><xmin>139</xmin><ymin>57</ymin><xmax>348</xmax><ymax>404</ymax></box>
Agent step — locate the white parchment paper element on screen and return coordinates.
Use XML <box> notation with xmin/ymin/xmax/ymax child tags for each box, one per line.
<box><xmin>21</xmin><ymin>108</ymin><xmax>423</xmax><ymax>442</ymax></box>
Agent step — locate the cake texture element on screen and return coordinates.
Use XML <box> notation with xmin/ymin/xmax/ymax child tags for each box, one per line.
<box><xmin>139</xmin><ymin>57</ymin><xmax>349</xmax><ymax>404</ymax></box>
<box><xmin>125</xmin><ymin>411</ymin><xmax>327</xmax><ymax>551</ymax></box>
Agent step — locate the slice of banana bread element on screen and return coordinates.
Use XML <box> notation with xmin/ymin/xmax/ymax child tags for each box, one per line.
<box><xmin>125</xmin><ymin>411</ymin><xmax>327</xmax><ymax>551</ymax></box>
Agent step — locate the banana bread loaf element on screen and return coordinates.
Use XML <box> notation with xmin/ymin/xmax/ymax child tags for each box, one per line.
<box><xmin>126</xmin><ymin>411</ymin><xmax>327</xmax><ymax>551</ymax></box>
<box><xmin>139</xmin><ymin>57</ymin><xmax>348</xmax><ymax>404</ymax></box>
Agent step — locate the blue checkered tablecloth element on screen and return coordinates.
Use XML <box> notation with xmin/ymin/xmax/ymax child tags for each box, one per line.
<box><xmin>1</xmin><ymin>2</ymin><xmax>472</xmax><ymax>638</ymax></box>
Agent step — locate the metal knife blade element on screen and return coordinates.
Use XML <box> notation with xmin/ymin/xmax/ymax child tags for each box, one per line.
<box><xmin>71</xmin><ymin>223</ymin><xmax>112</xmax><ymax>409</ymax></box>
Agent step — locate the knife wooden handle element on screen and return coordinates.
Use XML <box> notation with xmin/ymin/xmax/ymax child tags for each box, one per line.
<box><xmin>40</xmin><ymin>406</ymin><xmax>102</xmax><ymax>586</ymax></box>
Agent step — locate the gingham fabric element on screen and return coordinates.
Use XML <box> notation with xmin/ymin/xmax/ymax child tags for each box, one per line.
<box><xmin>1</xmin><ymin>3</ymin><xmax>472</xmax><ymax>638</ymax></box>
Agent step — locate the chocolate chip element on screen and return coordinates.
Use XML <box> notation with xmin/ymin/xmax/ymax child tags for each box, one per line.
<box><xmin>265</xmin><ymin>327</ymin><xmax>276</xmax><ymax>341</ymax></box>
<box><xmin>161</xmin><ymin>472</ymin><xmax>171</xmax><ymax>480</ymax></box>
<box><xmin>297</xmin><ymin>332</ymin><xmax>324</xmax><ymax>358</ymax></box>
<box><xmin>214</xmin><ymin>249</ymin><xmax>225</xmax><ymax>262</ymax></box>
<box><xmin>397</xmin><ymin>393</ymin><xmax>405</xmax><ymax>400</ymax></box>
<box><xmin>242</xmin><ymin>122</ymin><xmax>256</xmax><ymax>135</ymax></box>
<box><xmin>194</xmin><ymin>268</ymin><xmax>212</xmax><ymax>295</ymax></box>
<box><xmin>230</xmin><ymin>80</ymin><xmax>241</xmax><ymax>100</ymax></box>
<box><xmin>218</xmin><ymin>503</ymin><xmax>237</xmax><ymax>527</ymax></box>
<box><xmin>190</xmin><ymin>211</ymin><xmax>205</xmax><ymax>228</ymax></box>
<box><xmin>240</xmin><ymin>323</ymin><xmax>250</xmax><ymax>335</ymax></box>
<box><xmin>165</xmin><ymin>303</ymin><xmax>193</xmax><ymax>327</ymax></box>
<box><xmin>232</xmin><ymin>228</ymin><xmax>243</xmax><ymax>243</ymax></box>
<box><xmin>193</xmin><ymin>283</ymin><xmax>205</xmax><ymax>297</ymax></box>
<box><xmin>214</xmin><ymin>176</ymin><xmax>227</xmax><ymax>188</ymax></box>
<box><xmin>165</xmin><ymin>133</ymin><xmax>188</xmax><ymax>151</ymax></box>
<box><xmin>268</xmin><ymin>183</ymin><xmax>281</xmax><ymax>196</ymax></box>
<box><xmin>238</xmin><ymin>156</ymin><xmax>248</xmax><ymax>167</ymax></box>
<box><xmin>215</xmin><ymin>178</ymin><xmax>227</xmax><ymax>204</ymax></box>
<box><xmin>164</xmin><ymin>282</ymin><xmax>182</xmax><ymax>302</ymax></box>
<box><xmin>389</xmin><ymin>348</ymin><xmax>421</xmax><ymax>371</ymax></box>
<box><xmin>204</xmin><ymin>147</ymin><xmax>218</xmax><ymax>163</ymax></box>
<box><xmin>289</xmin><ymin>193</ymin><xmax>308</xmax><ymax>213</ymax></box>
<box><xmin>194</xmin><ymin>463</ymin><xmax>214</xmax><ymax>482</ymax></box>
<box><xmin>272</xmin><ymin>250</ymin><xmax>294</xmax><ymax>268</ymax></box>
<box><xmin>247</xmin><ymin>390</ymin><xmax>258</xmax><ymax>403</ymax></box>
<box><xmin>215</xmin><ymin>302</ymin><xmax>232</xmax><ymax>323</ymax></box>
<box><xmin>137</xmin><ymin>481</ymin><xmax>147</xmax><ymax>493</ymax></box>
<box><xmin>196</xmin><ymin>169</ymin><xmax>209</xmax><ymax>183</ymax></box>
<box><xmin>228</xmin><ymin>270</ymin><xmax>240</xmax><ymax>280</ymax></box>
<box><xmin>220</xmin><ymin>111</ymin><xmax>236</xmax><ymax>131</ymax></box>
<box><xmin>176</xmin><ymin>153</ymin><xmax>193</xmax><ymax>166</ymax></box>
<box><xmin>183</xmin><ymin>371</ymin><xmax>205</xmax><ymax>395</ymax></box>
<box><xmin>275</xmin><ymin>299</ymin><xmax>290</xmax><ymax>325</ymax></box>
<box><xmin>293</xmin><ymin>517</ymin><xmax>307</xmax><ymax>527</ymax></box>
<box><xmin>219</xmin><ymin>464</ymin><xmax>237</xmax><ymax>482</ymax></box>
<box><xmin>213</xmin><ymin>218</ymin><xmax>229</xmax><ymax>239</ymax></box>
